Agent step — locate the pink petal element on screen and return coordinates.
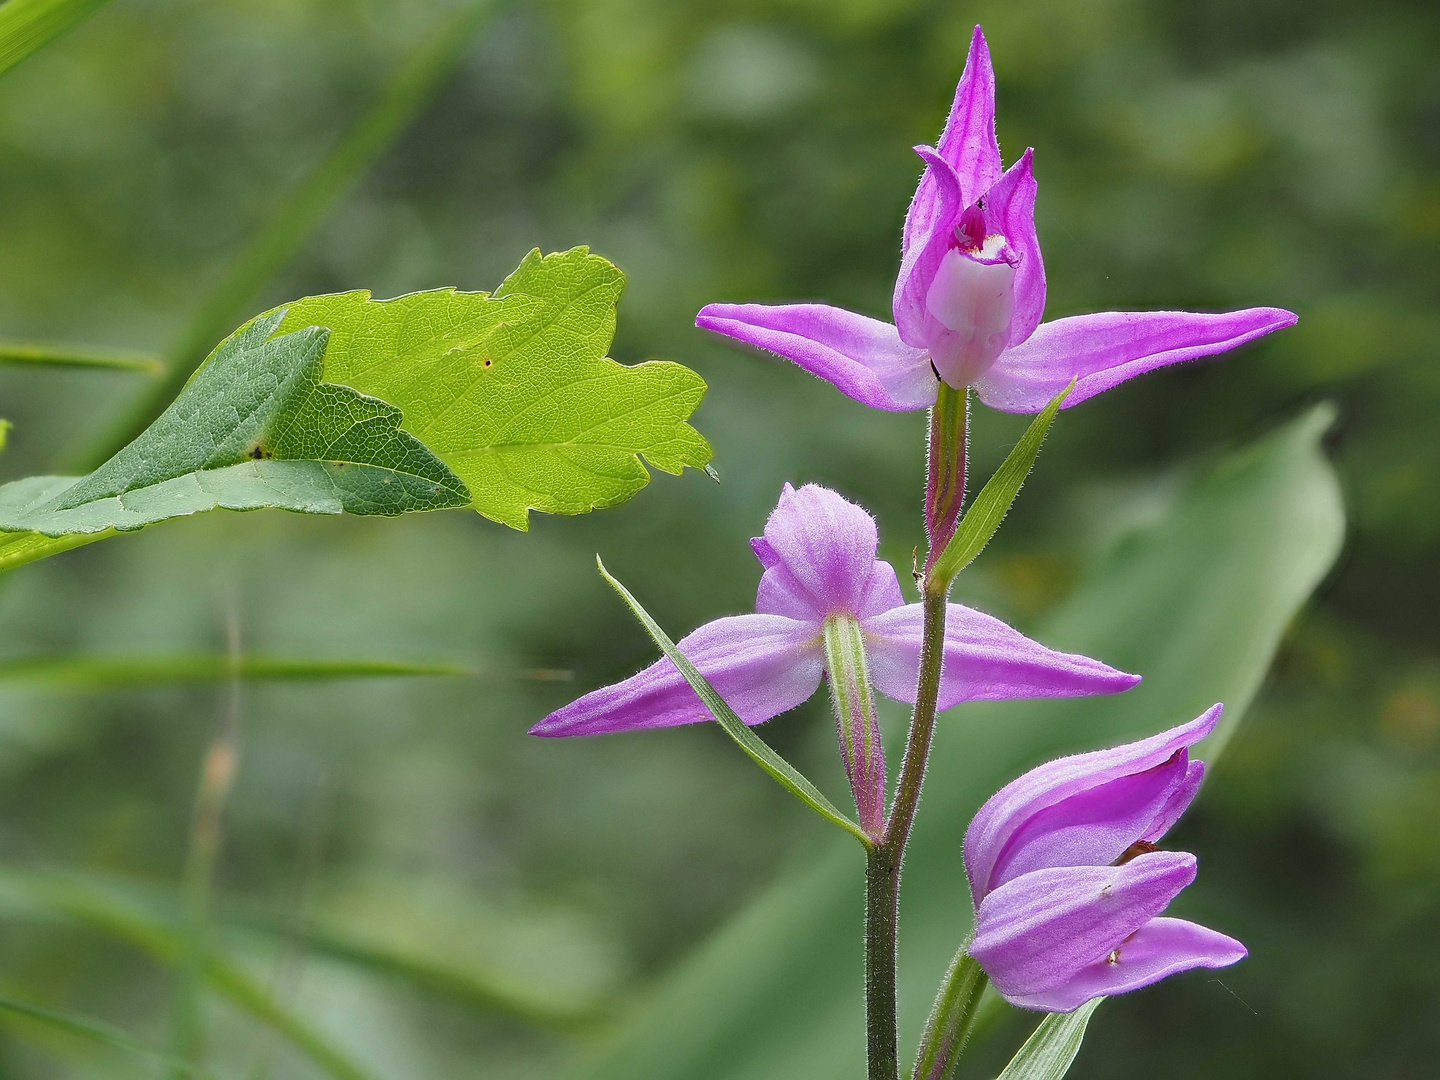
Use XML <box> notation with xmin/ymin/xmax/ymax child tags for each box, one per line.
<box><xmin>1003</xmin><ymin>917</ymin><xmax>1247</xmax><ymax>1012</ymax></box>
<box><xmin>1141</xmin><ymin>759</ymin><xmax>1205</xmax><ymax>844</ymax></box>
<box><xmin>903</xmin><ymin>25</ymin><xmax>1001</xmax><ymax>255</ymax></box>
<box><xmin>985</xmin><ymin>751</ymin><xmax>1195</xmax><ymax>892</ymax></box>
<box><xmin>530</xmin><ymin>613</ymin><xmax>823</xmax><ymax>736</ymax></box>
<box><xmin>965</xmin><ymin>706</ymin><xmax>1221</xmax><ymax>901</ymax></box>
<box><xmin>975</xmin><ymin>308</ymin><xmax>1299</xmax><ymax>413</ymax></box>
<box><xmin>893</xmin><ymin>146</ymin><xmax>966</xmax><ymax>351</ymax></box>
<box><xmin>696</xmin><ymin>302</ymin><xmax>935</xmax><ymax>411</ymax></box>
<box><xmin>971</xmin><ymin>853</ymin><xmax>1197</xmax><ymax>1000</ymax></box>
<box><xmin>982</xmin><ymin>149</ymin><xmax>1045</xmax><ymax>346</ymax></box>
<box><xmin>862</xmin><ymin>602</ymin><xmax>1141</xmax><ymax>709</ymax></box>
<box><xmin>750</xmin><ymin>484</ymin><xmax>901</xmax><ymax>623</ymax></box>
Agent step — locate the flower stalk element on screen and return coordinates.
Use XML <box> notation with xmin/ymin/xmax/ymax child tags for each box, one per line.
<box><xmin>925</xmin><ymin>382</ymin><xmax>969</xmax><ymax>570</ymax></box>
<box><xmin>862</xmin><ymin>390</ymin><xmax>969</xmax><ymax>1080</ymax></box>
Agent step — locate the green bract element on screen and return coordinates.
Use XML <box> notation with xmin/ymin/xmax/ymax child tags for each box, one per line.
<box><xmin>0</xmin><ymin>248</ymin><xmax>711</xmax><ymax>571</ymax></box>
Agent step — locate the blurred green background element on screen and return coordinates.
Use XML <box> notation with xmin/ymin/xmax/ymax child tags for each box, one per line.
<box><xmin>0</xmin><ymin>0</ymin><xmax>1434</xmax><ymax>1075</ymax></box>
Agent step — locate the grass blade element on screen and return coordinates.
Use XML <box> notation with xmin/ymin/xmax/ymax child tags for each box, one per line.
<box><xmin>0</xmin><ymin>0</ymin><xmax>111</xmax><ymax>79</ymax></box>
<box><xmin>993</xmin><ymin>999</ymin><xmax>1102</xmax><ymax>1080</ymax></box>
<box><xmin>0</xmin><ymin>868</ymin><xmax>383</xmax><ymax>1080</ymax></box>
<box><xmin>0</xmin><ymin>989</ymin><xmax>221</xmax><ymax>1078</ymax></box>
<box><xmin>75</xmin><ymin>0</ymin><xmax>502</xmax><ymax>471</ymax></box>
<box><xmin>596</xmin><ymin>557</ymin><xmax>871</xmax><ymax>846</ymax></box>
<box><xmin>0</xmin><ymin>653</ymin><xmax>474</xmax><ymax>687</ymax></box>
<box><xmin>228</xmin><ymin>912</ymin><xmax>605</xmax><ymax>1033</ymax></box>
<box><xmin>0</xmin><ymin>342</ymin><xmax>163</xmax><ymax>373</ymax></box>
<box><xmin>928</xmin><ymin>382</ymin><xmax>1072</xmax><ymax>588</ymax></box>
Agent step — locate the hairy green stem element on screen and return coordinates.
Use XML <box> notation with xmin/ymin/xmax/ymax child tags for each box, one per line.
<box><xmin>862</xmin><ymin>391</ymin><xmax>968</xmax><ymax>1080</ymax></box>
<box><xmin>864</xmin><ymin>846</ymin><xmax>900</xmax><ymax>1080</ymax></box>
<box><xmin>910</xmin><ymin>944</ymin><xmax>988</xmax><ymax>1080</ymax></box>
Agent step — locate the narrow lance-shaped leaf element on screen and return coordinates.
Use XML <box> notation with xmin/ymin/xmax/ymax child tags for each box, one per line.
<box><xmin>0</xmin><ymin>342</ymin><xmax>162</xmax><ymax>373</ymax></box>
<box><xmin>272</xmin><ymin>247</ymin><xmax>713</xmax><ymax>530</ymax></box>
<box><xmin>0</xmin><ymin>306</ymin><xmax>469</xmax><ymax>539</ymax></box>
<box><xmin>0</xmin><ymin>991</ymin><xmax>221</xmax><ymax>1079</ymax></box>
<box><xmin>0</xmin><ymin>654</ymin><xmax>472</xmax><ymax>688</ymax></box>
<box><xmin>0</xmin><ymin>0</ymin><xmax>112</xmax><ymax>80</ymax></box>
<box><xmin>992</xmin><ymin>999</ymin><xmax>1102</xmax><ymax>1080</ymax></box>
<box><xmin>597</xmin><ymin>557</ymin><xmax>871</xmax><ymax>846</ymax></box>
<box><xmin>929</xmin><ymin>382</ymin><xmax>1072</xmax><ymax>588</ymax></box>
<box><xmin>0</xmin><ymin>868</ymin><xmax>380</xmax><ymax>1080</ymax></box>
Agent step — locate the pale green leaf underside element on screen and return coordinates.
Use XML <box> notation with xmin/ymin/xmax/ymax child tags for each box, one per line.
<box><xmin>270</xmin><ymin>246</ymin><xmax>713</xmax><ymax>530</ymax></box>
<box><xmin>994</xmin><ymin>999</ymin><xmax>1102</xmax><ymax>1080</ymax></box>
<box><xmin>0</xmin><ymin>308</ymin><xmax>468</xmax><ymax>539</ymax></box>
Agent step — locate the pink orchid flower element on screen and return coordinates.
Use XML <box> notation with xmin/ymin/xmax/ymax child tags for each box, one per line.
<box><xmin>696</xmin><ymin>27</ymin><xmax>1296</xmax><ymax>413</ymax></box>
<box><xmin>965</xmin><ymin>706</ymin><xmax>1246</xmax><ymax>1011</ymax></box>
<box><xmin>533</xmin><ymin>483</ymin><xmax>1137</xmax><ymax>741</ymax></box>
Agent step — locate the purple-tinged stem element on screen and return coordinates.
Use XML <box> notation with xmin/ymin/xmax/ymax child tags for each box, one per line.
<box><xmin>925</xmin><ymin>382</ymin><xmax>969</xmax><ymax>572</ymax></box>
<box><xmin>863</xmin><ymin>391</ymin><xmax>968</xmax><ymax>1080</ymax></box>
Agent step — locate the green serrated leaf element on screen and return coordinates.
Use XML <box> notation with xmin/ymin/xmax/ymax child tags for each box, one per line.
<box><xmin>0</xmin><ymin>307</ymin><xmax>469</xmax><ymax>540</ymax></box>
<box><xmin>929</xmin><ymin>382</ymin><xmax>1071</xmax><ymax>588</ymax></box>
<box><xmin>74</xmin><ymin>0</ymin><xmax>502</xmax><ymax>471</ymax></box>
<box><xmin>270</xmin><ymin>247</ymin><xmax>713</xmax><ymax>530</ymax></box>
<box><xmin>0</xmin><ymin>0</ymin><xmax>112</xmax><ymax>80</ymax></box>
<box><xmin>993</xmin><ymin>999</ymin><xmax>1102</xmax><ymax>1080</ymax></box>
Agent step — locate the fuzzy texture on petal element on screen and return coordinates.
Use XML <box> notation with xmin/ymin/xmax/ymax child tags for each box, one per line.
<box><xmin>980</xmin><ymin>149</ymin><xmax>1045</xmax><ymax>346</ymax></box>
<box><xmin>1141</xmin><ymin>758</ymin><xmax>1206</xmax><ymax>844</ymax></box>
<box><xmin>965</xmin><ymin>706</ymin><xmax>1221</xmax><ymax>901</ymax></box>
<box><xmin>695</xmin><ymin>302</ymin><xmax>936</xmax><ymax>411</ymax></box>
<box><xmin>984</xmin><ymin>751</ymin><xmax>1197</xmax><ymax>892</ymax></box>
<box><xmin>530</xmin><ymin>613</ymin><xmax>823</xmax><ymax>736</ymax></box>
<box><xmin>904</xmin><ymin>25</ymin><xmax>1001</xmax><ymax>253</ymax></box>
<box><xmin>894</xmin><ymin>147</ymin><xmax>967</xmax><ymax>351</ymax></box>
<box><xmin>970</xmin><ymin>852</ymin><xmax>1197</xmax><ymax>1000</ymax></box>
<box><xmin>861</xmin><ymin>602</ymin><xmax>1141</xmax><ymax>710</ymax></box>
<box><xmin>1002</xmin><ymin>917</ymin><xmax>1247</xmax><ymax>1012</ymax></box>
<box><xmin>975</xmin><ymin>308</ymin><xmax>1299</xmax><ymax>413</ymax></box>
<box><xmin>749</xmin><ymin>483</ymin><xmax>897</xmax><ymax>622</ymax></box>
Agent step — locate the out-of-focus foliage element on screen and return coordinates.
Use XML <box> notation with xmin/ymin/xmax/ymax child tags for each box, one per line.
<box><xmin>0</xmin><ymin>0</ymin><xmax>1431</xmax><ymax>1077</ymax></box>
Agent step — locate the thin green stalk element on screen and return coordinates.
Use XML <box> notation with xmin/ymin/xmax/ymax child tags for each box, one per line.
<box><xmin>925</xmin><ymin>383</ymin><xmax>968</xmax><ymax>569</ymax></box>
<box><xmin>861</xmin><ymin>394</ymin><xmax>969</xmax><ymax>1080</ymax></box>
<box><xmin>864</xmin><ymin>846</ymin><xmax>900</xmax><ymax>1080</ymax></box>
<box><xmin>72</xmin><ymin>0</ymin><xmax>501</xmax><ymax>472</ymax></box>
<box><xmin>910</xmin><ymin>944</ymin><xmax>987</xmax><ymax>1080</ymax></box>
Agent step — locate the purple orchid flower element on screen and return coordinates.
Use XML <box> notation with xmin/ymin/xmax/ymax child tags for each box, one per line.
<box><xmin>964</xmin><ymin>706</ymin><xmax>1247</xmax><ymax>1012</ymax></box>
<box><xmin>695</xmin><ymin>26</ymin><xmax>1296</xmax><ymax>413</ymax></box>
<box><xmin>533</xmin><ymin>485</ymin><xmax>1139</xmax><ymax>827</ymax></box>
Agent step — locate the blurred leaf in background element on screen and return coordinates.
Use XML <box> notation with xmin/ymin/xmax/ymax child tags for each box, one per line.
<box><xmin>0</xmin><ymin>0</ymin><xmax>1433</xmax><ymax>1077</ymax></box>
